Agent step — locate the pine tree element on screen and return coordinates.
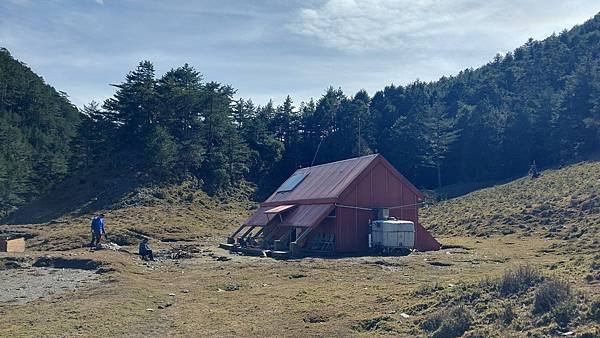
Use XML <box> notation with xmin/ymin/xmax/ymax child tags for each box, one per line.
<box><xmin>0</xmin><ymin>118</ymin><xmax>33</xmax><ymax>213</ymax></box>
<box><xmin>0</xmin><ymin>48</ymin><xmax>78</xmax><ymax>214</ymax></box>
<box><xmin>156</xmin><ymin>64</ymin><xmax>203</xmax><ymax>140</ymax></box>
<box><xmin>70</xmin><ymin>101</ymin><xmax>116</xmax><ymax>170</ymax></box>
<box><xmin>553</xmin><ymin>57</ymin><xmax>599</xmax><ymax>160</ymax></box>
<box><xmin>104</xmin><ymin>60</ymin><xmax>157</xmax><ymax>148</ymax></box>
<box><xmin>144</xmin><ymin>125</ymin><xmax>177</xmax><ymax>179</ymax></box>
<box><xmin>422</xmin><ymin>101</ymin><xmax>459</xmax><ymax>189</ymax></box>
<box><xmin>199</xmin><ymin>82</ymin><xmax>249</xmax><ymax>192</ymax></box>
<box><xmin>156</xmin><ymin>64</ymin><xmax>205</xmax><ymax>175</ymax></box>
<box><xmin>224</xmin><ymin>124</ymin><xmax>249</xmax><ymax>184</ymax></box>
<box><xmin>273</xmin><ymin>95</ymin><xmax>295</xmax><ymax>147</ymax></box>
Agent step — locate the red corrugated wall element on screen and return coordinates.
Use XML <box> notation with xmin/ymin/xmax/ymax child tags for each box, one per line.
<box><xmin>334</xmin><ymin>159</ymin><xmax>440</xmax><ymax>252</ymax></box>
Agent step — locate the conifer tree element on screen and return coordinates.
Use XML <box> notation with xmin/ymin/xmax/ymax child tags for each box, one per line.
<box><xmin>104</xmin><ymin>60</ymin><xmax>157</xmax><ymax>148</ymax></box>
<box><xmin>422</xmin><ymin>101</ymin><xmax>459</xmax><ymax>188</ymax></box>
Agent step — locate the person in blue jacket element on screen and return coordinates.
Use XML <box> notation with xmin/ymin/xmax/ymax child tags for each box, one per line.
<box><xmin>90</xmin><ymin>214</ymin><xmax>105</xmax><ymax>248</ymax></box>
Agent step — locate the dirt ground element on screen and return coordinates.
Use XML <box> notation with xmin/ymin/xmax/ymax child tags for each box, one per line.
<box><xmin>0</xmin><ymin>232</ymin><xmax>582</xmax><ymax>337</ymax></box>
<box><xmin>0</xmin><ymin>267</ymin><xmax>99</xmax><ymax>305</ymax></box>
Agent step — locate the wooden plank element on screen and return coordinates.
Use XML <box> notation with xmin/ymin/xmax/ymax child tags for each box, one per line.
<box><xmin>219</xmin><ymin>243</ymin><xmax>235</xmax><ymax>250</ymax></box>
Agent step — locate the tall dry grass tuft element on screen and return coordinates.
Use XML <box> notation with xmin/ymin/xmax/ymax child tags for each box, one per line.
<box><xmin>498</xmin><ymin>265</ymin><xmax>543</xmax><ymax>296</ymax></box>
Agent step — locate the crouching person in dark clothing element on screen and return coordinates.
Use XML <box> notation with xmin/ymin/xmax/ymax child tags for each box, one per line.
<box><xmin>139</xmin><ymin>238</ymin><xmax>154</xmax><ymax>261</ymax></box>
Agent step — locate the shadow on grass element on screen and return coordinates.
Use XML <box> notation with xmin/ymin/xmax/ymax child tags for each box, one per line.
<box><xmin>1</xmin><ymin>167</ymin><xmax>146</xmax><ymax>225</ymax></box>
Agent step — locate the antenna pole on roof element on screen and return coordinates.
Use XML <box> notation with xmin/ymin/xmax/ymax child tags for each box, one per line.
<box><xmin>357</xmin><ymin>114</ymin><xmax>361</xmax><ymax>157</ymax></box>
<box><xmin>311</xmin><ymin>106</ymin><xmax>337</xmax><ymax>168</ymax></box>
<box><xmin>311</xmin><ymin>135</ymin><xmax>324</xmax><ymax>167</ymax></box>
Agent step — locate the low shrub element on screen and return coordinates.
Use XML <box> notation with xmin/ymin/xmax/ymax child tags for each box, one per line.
<box><xmin>533</xmin><ymin>279</ymin><xmax>572</xmax><ymax>314</ymax></box>
<box><xmin>216</xmin><ymin>282</ymin><xmax>240</xmax><ymax>291</ymax></box>
<box><xmin>414</xmin><ymin>282</ymin><xmax>444</xmax><ymax>296</ymax></box>
<box><xmin>421</xmin><ymin>311</ymin><xmax>444</xmax><ymax>332</ymax></box>
<box><xmin>463</xmin><ymin>328</ymin><xmax>496</xmax><ymax>338</ymax></box>
<box><xmin>499</xmin><ymin>265</ymin><xmax>543</xmax><ymax>296</ymax></box>
<box><xmin>551</xmin><ymin>300</ymin><xmax>577</xmax><ymax>327</ymax></box>
<box><xmin>589</xmin><ymin>299</ymin><xmax>600</xmax><ymax>323</ymax></box>
<box><xmin>303</xmin><ymin>313</ymin><xmax>328</xmax><ymax>323</ymax></box>
<box><xmin>421</xmin><ymin>305</ymin><xmax>473</xmax><ymax>338</ymax></box>
<box><xmin>352</xmin><ymin>316</ymin><xmax>393</xmax><ymax>332</ymax></box>
<box><xmin>500</xmin><ymin>303</ymin><xmax>516</xmax><ymax>325</ymax></box>
<box><xmin>578</xmin><ymin>327</ymin><xmax>600</xmax><ymax>338</ymax></box>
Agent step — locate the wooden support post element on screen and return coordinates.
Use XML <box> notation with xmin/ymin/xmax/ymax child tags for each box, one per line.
<box><xmin>240</xmin><ymin>225</ymin><xmax>257</xmax><ymax>241</ymax></box>
<box><xmin>262</xmin><ymin>222</ymin><xmax>283</xmax><ymax>248</ymax></box>
<box><xmin>290</xmin><ymin>241</ymin><xmax>301</xmax><ymax>257</ymax></box>
<box><xmin>293</xmin><ymin>226</ymin><xmax>316</xmax><ymax>248</ymax></box>
<box><xmin>227</xmin><ymin>224</ymin><xmax>247</xmax><ymax>244</ymax></box>
<box><xmin>229</xmin><ymin>224</ymin><xmax>247</xmax><ymax>238</ymax></box>
<box><xmin>252</xmin><ymin>228</ymin><xmax>264</xmax><ymax>239</ymax></box>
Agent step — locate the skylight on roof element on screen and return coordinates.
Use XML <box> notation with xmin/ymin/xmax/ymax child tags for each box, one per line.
<box><xmin>276</xmin><ymin>172</ymin><xmax>308</xmax><ymax>193</ymax></box>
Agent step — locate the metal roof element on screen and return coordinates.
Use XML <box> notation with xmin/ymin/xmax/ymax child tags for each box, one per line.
<box><xmin>243</xmin><ymin>204</ymin><xmax>334</xmax><ymax>229</ymax></box>
<box><xmin>244</xmin><ymin>206</ymin><xmax>270</xmax><ymax>226</ymax></box>
<box><xmin>279</xmin><ymin>204</ymin><xmax>334</xmax><ymax>228</ymax></box>
<box><xmin>265</xmin><ymin>154</ymin><xmax>379</xmax><ymax>203</ymax></box>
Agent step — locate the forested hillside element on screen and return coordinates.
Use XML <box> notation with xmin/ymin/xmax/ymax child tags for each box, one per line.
<box><xmin>1</xmin><ymin>13</ymin><xmax>599</xmax><ymax>216</ymax></box>
<box><xmin>0</xmin><ymin>48</ymin><xmax>79</xmax><ymax>215</ymax></box>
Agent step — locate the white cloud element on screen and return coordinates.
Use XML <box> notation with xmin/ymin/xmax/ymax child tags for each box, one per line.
<box><xmin>289</xmin><ymin>0</ymin><xmax>600</xmax><ymax>52</ymax></box>
<box><xmin>289</xmin><ymin>0</ymin><xmax>487</xmax><ymax>51</ymax></box>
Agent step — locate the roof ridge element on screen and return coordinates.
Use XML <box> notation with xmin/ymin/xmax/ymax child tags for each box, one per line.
<box><xmin>328</xmin><ymin>155</ymin><xmax>379</xmax><ymax>198</ymax></box>
<box><xmin>300</xmin><ymin>153</ymin><xmax>379</xmax><ymax>171</ymax></box>
<box><xmin>265</xmin><ymin>153</ymin><xmax>381</xmax><ymax>203</ymax></box>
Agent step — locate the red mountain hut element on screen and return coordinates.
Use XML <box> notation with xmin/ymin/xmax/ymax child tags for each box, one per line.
<box><xmin>222</xmin><ymin>154</ymin><xmax>440</xmax><ymax>257</ymax></box>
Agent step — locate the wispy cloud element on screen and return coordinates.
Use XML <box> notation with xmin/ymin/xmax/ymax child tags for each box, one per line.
<box><xmin>289</xmin><ymin>0</ymin><xmax>486</xmax><ymax>51</ymax></box>
<box><xmin>290</xmin><ymin>0</ymin><xmax>599</xmax><ymax>53</ymax></box>
<box><xmin>0</xmin><ymin>1</ymin><xmax>598</xmax><ymax>108</ymax></box>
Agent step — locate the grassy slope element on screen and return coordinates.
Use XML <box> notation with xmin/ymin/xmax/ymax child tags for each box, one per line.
<box><xmin>419</xmin><ymin>161</ymin><xmax>600</xmax><ymax>337</ymax></box>
<box><xmin>423</xmin><ymin>160</ymin><xmax>599</xmax><ymax>259</ymax></box>
<box><xmin>0</xmin><ymin>161</ymin><xmax>598</xmax><ymax>337</ymax></box>
<box><xmin>424</xmin><ymin>161</ymin><xmax>599</xmax><ymax>235</ymax></box>
<box><xmin>0</xmin><ymin>179</ymin><xmax>255</xmax><ymax>251</ymax></box>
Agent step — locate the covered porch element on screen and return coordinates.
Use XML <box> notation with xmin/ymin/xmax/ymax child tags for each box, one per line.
<box><xmin>221</xmin><ymin>204</ymin><xmax>335</xmax><ymax>257</ymax></box>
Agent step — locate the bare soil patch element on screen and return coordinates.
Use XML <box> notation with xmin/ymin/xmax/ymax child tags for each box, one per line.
<box><xmin>0</xmin><ymin>267</ymin><xmax>100</xmax><ymax>305</ymax></box>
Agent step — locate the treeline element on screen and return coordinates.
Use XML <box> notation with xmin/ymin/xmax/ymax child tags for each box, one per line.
<box><xmin>74</xmin><ymin>13</ymin><xmax>599</xmax><ymax>196</ymax></box>
<box><xmin>1</xmin><ymin>13</ymin><xmax>599</xmax><ymax>214</ymax></box>
<box><xmin>0</xmin><ymin>48</ymin><xmax>79</xmax><ymax>214</ymax></box>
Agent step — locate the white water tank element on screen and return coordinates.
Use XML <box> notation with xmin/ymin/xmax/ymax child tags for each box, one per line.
<box><xmin>371</xmin><ymin>219</ymin><xmax>415</xmax><ymax>250</ymax></box>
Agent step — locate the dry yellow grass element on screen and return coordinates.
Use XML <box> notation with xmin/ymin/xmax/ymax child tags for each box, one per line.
<box><xmin>0</xmin><ymin>161</ymin><xmax>598</xmax><ymax>337</ymax></box>
<box><xmin>0</xmin><ymin>234</ymin><xmax>573</xmax><ymax>337</ymax></box>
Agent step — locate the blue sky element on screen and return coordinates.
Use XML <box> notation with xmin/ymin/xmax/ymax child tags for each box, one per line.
<box><xmin>1</xmin><ymin>0</ymin><xmax>599</xmax><ymax>108</ymax></box>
